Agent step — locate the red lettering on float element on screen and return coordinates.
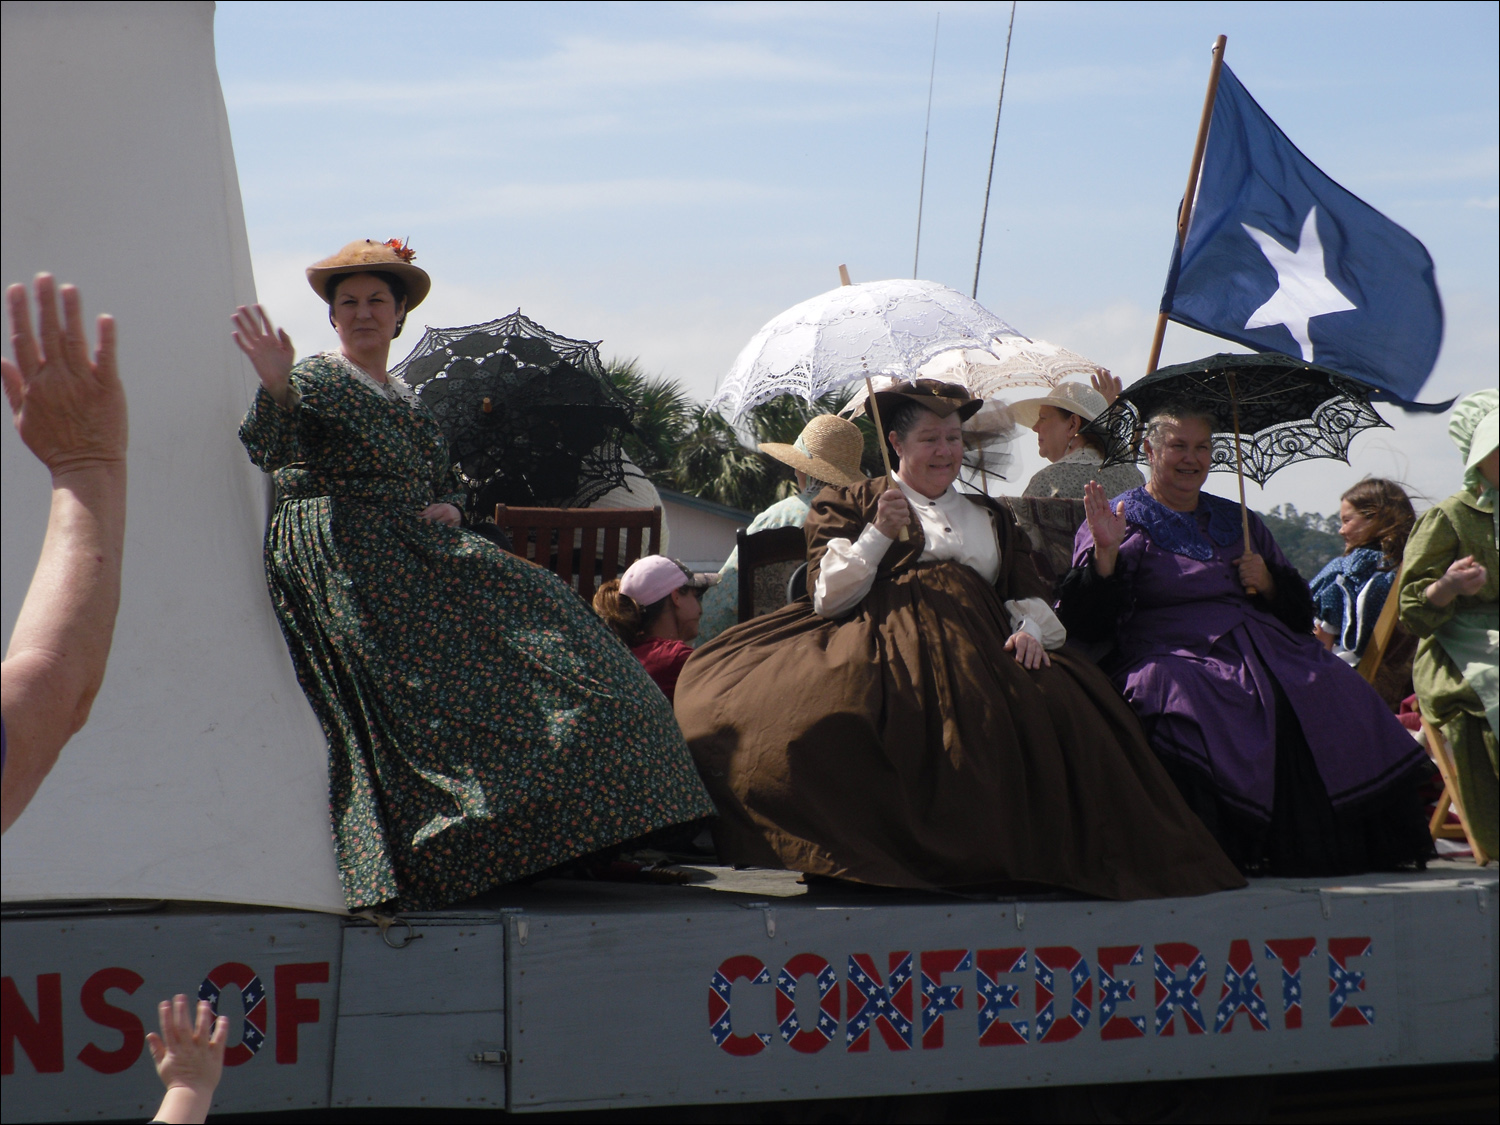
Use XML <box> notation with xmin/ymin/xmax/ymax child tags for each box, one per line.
<box><xmin>1328</xmin><ymin>937</ymin><xmax>1374</xmax><ymax>1028</ymax></box>
<box><xmin>1263</xmin><ymin>938</ymin><xmax>1317</xmax><ymax>1029</ymax></box>
<box><xmin>1153</xmin><ymin>943</ymin><xmax>1208</xmax><ymax>1036</ymax></box>
<box><xmin>775</xmin><ymin>953</ymin><xmax>839</xmax><ymax>1054</ymax></box>
<box><xmin>975</xmin><ymin>948</ymin><xmax>1028</xmax><ymax>1046</ymax></box>
<box><xmin>1034</xmin><ymin>946</ymin><xmax>1092</xmax><ymax>1044</ymax></box>
<box><xmin>1</xmin><ymin>973</ymin><xmax>64</xmax><ymax>1075</ymax></box>
<box><xmin>846</xmin><ymin>953</ymin><xmax>914</xmax><ymax>1052</ymax></box>
<box><xmin>77</xmin><ymin>967</ymin><xmax>146</xmax><ymax>1074</ymax></box>
<box><xmin>918</xmin><ymin>950</ymin><xmax>971</xmax><ymax>1050</ymax></box>
<box><xmin>1097</xmin><ymin>945</ymin><xmax>1146</xmax><ymax>1041</ymax></box>
<box><xmin>708</xmin><ymin>955</ymin><xmax>771</xmax><ymax>1056</ymax></box>
<box><xmin>274</xmin><ymin>962</ymin><xmax>329</xmax><ymax>1065</ymax></box>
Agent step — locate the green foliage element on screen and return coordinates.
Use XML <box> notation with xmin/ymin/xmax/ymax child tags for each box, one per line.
<box><xmin>603</xmin><ymin>357</ymin><xmax>693</xmax><ymax>479</ymax></box>
<box><xmin>603</xmin><ymin>357</ymin><xmax>878</xmax><ymax>513</ymax></box>
<box><xmin>1257</xmin><ymin>504</ymin><xmax>1343</xmax><ymax>577</ymax></box>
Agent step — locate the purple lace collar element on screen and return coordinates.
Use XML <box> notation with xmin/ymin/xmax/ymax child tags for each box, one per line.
<box><xmin>1121</xmin><ymin>486</ymin><xmax>1241</xmax><ymax>561</ymax></box>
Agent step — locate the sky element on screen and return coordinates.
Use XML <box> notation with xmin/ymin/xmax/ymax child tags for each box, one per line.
<box><xmin>215</xmin><ymin>0</ymin><xmax>1498</xmax><ymax>516</ymax></box>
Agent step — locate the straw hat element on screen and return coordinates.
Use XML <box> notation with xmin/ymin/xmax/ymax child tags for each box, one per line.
<box><xmin>306</xmin><ymin>238</ymin><xmax>431</xmax><ymax>309</ymax></box>
<box><xmin>868</xmin><ymin>378</ymin><xmax>984</xmax><ymax>427</ymax></box>
<box><xmin>1008</xmin><ymin>381</ymin><xmax>1108</xmax><ymax>429</ymax></box>
<box><xmin>759</xmin><ymin>414</ymin><xmax>866</xmax><ymax>487</ymax></box>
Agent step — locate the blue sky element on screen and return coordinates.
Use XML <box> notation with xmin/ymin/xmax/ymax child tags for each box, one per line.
<box><xmin>216</xmin><ymin>0</ymin><xmax>1498</xmax><ymax>514</ymax></box>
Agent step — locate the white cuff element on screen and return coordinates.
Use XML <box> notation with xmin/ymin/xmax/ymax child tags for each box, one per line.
<box><xmin>1004</xmin><ymin>597</ymin><xmax>1067</xmax><ymax>650</ymax></box>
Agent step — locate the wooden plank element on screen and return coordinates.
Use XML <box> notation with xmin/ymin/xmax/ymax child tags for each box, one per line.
<box><xmin>0</xmin><ymin>909</ymin><xmax>342</xmax><ymax>1121</ymax></box>
<box><xmin>329</xmin><ymin>921</ymin><xmax>506</xmax><ymax>1107</ymax></box>
<box><xmin>503</xmin><ymin>874</ymin><xmax>1496</xmax><ymax>1112</ymax></box>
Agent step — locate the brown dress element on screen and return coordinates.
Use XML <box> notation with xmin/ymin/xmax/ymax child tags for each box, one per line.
<box><xmin>675</xmin><ymin>479</ymin><xmax>1245</xmax><ymax>900</ymax></box>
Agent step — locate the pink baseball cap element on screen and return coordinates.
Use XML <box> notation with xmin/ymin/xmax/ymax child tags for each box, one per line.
<box><xmin>619</xmin><ymin>556</ymin><xmax>720</xmax><ymax>606</ymax></box>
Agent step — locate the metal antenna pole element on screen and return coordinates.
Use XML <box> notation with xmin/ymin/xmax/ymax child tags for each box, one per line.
<box><xmin>971</xmin><ymin>1</ymin><xmax>1017</xmax><ymax>299</ymax></box>
<box><xmin>913</xmin><ymin>12</ymin><xmax>940</xmax><ymax>279</ymax></box>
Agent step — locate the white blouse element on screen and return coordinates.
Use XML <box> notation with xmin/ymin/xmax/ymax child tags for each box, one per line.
<box><xmin>812</xmin><ymin>477</ymin><xmax>1067</xmax><ymax>649</ymax></box>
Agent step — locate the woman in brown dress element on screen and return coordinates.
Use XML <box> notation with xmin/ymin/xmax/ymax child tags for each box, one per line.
<box><xmin>676</xmin><ymin>380</ymin><xmax>1243</xmax><ymax>899</ymax></box>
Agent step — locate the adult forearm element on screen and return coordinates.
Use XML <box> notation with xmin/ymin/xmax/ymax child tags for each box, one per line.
<box><xmin>2</xmin><ymin>462</ymin><xmax>126</xmax><ymax>831</ymax></box>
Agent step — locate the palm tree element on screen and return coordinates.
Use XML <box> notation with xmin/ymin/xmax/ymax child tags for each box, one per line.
<box><xmin>602</xmin><ymin>357</ymin><xmax>693</xmax><ymax>479</ymax></box>
<box><xmin>603</xmin><ymin>356</ymin><xmax>885</xmax><ymax>512</ymax></box>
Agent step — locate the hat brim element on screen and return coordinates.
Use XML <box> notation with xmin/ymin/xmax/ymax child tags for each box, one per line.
<box><xmin>868</xmin><ymin>388</ymin><xmax>983</xmax><ymax>427</ymax></box>
<box><xmin>307</xmin><ymin>261</ymin><xmax>431</xmax><ymax>311</ymax></box>
<box><xmin>1464</xmin><ymin>409</ymin><xmax>1499</xmax><ymax>471</ymax></box>
<box><xmin>758</xmin><ymin>442</ymin><xmax>864</xmax><ymax>487</ymax></box>
<box><xmin>1008</xmin><ymin>394</ymin><xmax>1096</xmax><ymax>430</ymax></box>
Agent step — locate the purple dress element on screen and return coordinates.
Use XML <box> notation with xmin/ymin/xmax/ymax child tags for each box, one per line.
<box><xmin>1060</xmin><ymin>488</ymin><xmax>1429</xmax><ymax>874</ymax></box>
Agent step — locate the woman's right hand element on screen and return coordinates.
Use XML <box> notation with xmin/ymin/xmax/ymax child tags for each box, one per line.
<box><xmin>1426</xmin><ymin>555</ymin><xmax>1488</xmax><ymax>607</ymax></box>
<box><xmin>231</xmin><ymin>305</ymin><xmax>295</xmax><ymax>406</ymax></box>
<box><xmin>1083</xmin><ymin>480</ymin><xmax>1126</xmax><ymax>577</ymax></box>
<box><xmin>872</xmin><ymin>487</ymin><xmax>910</xmax><ymax>539</ymax></box>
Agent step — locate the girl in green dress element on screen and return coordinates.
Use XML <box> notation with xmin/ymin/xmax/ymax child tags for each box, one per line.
<box><xmin>1398</xmin><ymin>389</ymin><xmax>1498</xmax><ymax>857</ymax></box>
<box><xmin>232</xmin><ymin>239</ymin><xmax>714</xmax><ymax>911</ymax></box>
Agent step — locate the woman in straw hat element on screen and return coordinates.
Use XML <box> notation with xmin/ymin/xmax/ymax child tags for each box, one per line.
<box><xmin>695</xmin><ymin>414</ymin><xmax>867</xmax><ymax>644</ymax></box>
<box><xmin>677</xmin><ymin>379</ymin><xmax>1243</xmax><ymax>899</ymax></box>
<box><xmin>1399</xmin><ymin>388</ymin><xmax>1499</xmax><ymax>857</ymax></box>
<box><xmin>232</xmin><ymin>240</ymin><xmax>713</xmax><ymax>912</ymax></box>
<box><xmin>1010</xmin><ymin>376</ymin><xmax>1143</xmax><ymax>500</ymax></box>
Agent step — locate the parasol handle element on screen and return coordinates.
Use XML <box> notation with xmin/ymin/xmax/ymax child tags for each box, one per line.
<box><xmin>864</xmin><ymin>375</ymin><xmax>910</xmax><ymax>542</ymax></box>
<box><xmin>1227</xmin><ymin>373</ymin><xmax>1257</xmax><ymax>597</ymax></box>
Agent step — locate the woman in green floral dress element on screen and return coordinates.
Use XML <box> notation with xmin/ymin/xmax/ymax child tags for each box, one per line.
<box><xmin>232</xmin><ymin>239</ymin><xmax>714</xmax><ymax>912</ymax></box>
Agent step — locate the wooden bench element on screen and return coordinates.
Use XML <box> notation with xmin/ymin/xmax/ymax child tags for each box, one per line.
<box><xmin>493</xmin><ymin>505</ymin><xmax>662</xmax><ymax>602</ymax></box>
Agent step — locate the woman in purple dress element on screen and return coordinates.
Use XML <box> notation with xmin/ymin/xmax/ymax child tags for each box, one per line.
<box><xmin>1056</xmin><ymin>406</ymin><xmax>1430</xmax><ymax>875</ymax></box>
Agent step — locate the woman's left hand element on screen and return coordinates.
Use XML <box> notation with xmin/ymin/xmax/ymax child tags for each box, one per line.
<box><xmin>419</xmin><ymin>503</ymin><xmax>462</xmax><ymax>527</ymax></box>
<box><xmin>1005</xmin><ymin>630</ymin><xmax>1051</xmax><ymax>669</ymax></box>
<box><xmin>1235</xmin><ymin>552</ymin><xmax>1275</xmax><ymax>598</ymax></box>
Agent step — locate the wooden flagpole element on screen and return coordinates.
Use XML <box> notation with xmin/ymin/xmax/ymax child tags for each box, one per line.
<box><xmin>1145</xmin><ymin>34</ymin><xmax>1228</xmax><ymax>375</ymax></box>
<box><xmin>840</xmin><ymin>264</ymin><xmax>908</xmax><ymax>541</ymax></box>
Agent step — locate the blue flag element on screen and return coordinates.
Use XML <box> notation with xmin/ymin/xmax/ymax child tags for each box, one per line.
<box><xmin>1160</xmin><ymin>64</ymin><xmax>1443</xmax><ymax>401</ymax></box>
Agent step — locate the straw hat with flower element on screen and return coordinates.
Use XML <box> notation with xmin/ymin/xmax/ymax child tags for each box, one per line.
<box><xmin>306</xmin><ymin>238</ymin><xmax>431</xmax><ymax>310</ymax></box>
<box><xmin>758</xmin><ymin>414</ymin><xmax>866</xmax><ymax>488</ymax></box>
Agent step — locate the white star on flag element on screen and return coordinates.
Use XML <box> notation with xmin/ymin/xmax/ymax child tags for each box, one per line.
<box><xmin>1241</xmin><ymin>207</ymin><xmax>1357</xmax><ymax>362</ymax></box>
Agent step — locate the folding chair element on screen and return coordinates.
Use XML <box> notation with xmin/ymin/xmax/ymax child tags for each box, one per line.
<box><xmin>494</xmin><ymin>505</ymin><xmax>662</xmax><ymax>603</ymax></box>
<box><xmin>736</xmin><ymin>525</ymin><xmax>807</xmax><ymax>624</ymax></box>
<box><xmin>1359</xmin><ymin>566</ymin><xmax>1489</xmax><ymax>865</ymax></box>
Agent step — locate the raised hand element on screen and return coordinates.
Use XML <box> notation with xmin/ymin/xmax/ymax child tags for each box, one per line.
<box><xmin>2</xmin><ymin>275</ymin><xmax>127</xmax><ymax>476</ymax></box>
<box><xmin>872</xmin><ymin>487</ymin><xmax>911</xmax><ymax>540</ymax></box>
<box><xmin>231</xmin><ymin>304</ymin><xmax>295</xmax><ymax>405</ymax></box>
<box><xmin>1091</xmin><ymin>367</ymin><xmax>1123</xmax><ymax>406</ymax></box>
<box><xmin>1083</xmin><ymin>479</ymin><xmax>1127</xmax><ymax>576</ymax></box>
<box><xmin>146</xmin><ymin>994</ymin><xmax>228</xmax><ymax>1124</ymax></box>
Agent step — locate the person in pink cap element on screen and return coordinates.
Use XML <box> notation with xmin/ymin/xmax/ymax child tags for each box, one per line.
<box><xmin>594</xmin><ymin>557</ymin><xmax>719</xmax><ymax>703</ymax></box>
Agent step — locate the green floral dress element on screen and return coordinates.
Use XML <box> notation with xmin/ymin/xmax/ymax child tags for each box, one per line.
<box><xmin>239</xmin><ymin>353</ymin><xmax>714</xmax><ymax>911</ymax></box>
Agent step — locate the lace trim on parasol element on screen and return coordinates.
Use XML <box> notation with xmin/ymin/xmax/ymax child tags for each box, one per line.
<box><xmin>1122</xmin><ymin>486</ymin><xmax>1241</xmax><ymax>561</ymax></box>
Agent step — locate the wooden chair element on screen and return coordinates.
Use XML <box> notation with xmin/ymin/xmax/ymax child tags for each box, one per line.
<box><xmin>1357</xmin><ymin>567</ymin><xmax>1489</xmax><ymax>865</ymax></box>
<box><xmin>736</xmin><ymin>525</ymin><xmax>807</xmax><ymax>624</ymax></box>
<box><xmin>493</xmin><ymin>505</ymin><xmax>662</xmax><ymax>603</ymax></box>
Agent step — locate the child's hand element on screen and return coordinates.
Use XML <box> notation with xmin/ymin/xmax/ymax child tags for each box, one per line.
<box><xmin>146</xmin><ymin>995</ymin><xmax>229</xmax><ymax>1124</ymax></box>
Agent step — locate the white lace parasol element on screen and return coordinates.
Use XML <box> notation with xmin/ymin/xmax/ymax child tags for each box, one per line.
<box><xmin>709</xmin><ymin>279</ymin><xmax>1023</xmax><ymax>420</ymax></box>
<box><xmin>839</xmin><ymin>338</ymin><xmax>1106</xmax><ymax>417</ymax></box>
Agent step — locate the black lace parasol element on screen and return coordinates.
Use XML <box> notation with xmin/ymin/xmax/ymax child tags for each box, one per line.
<box><xmin>392</xmin><ymin>312</ymin><xmax>634</xmax><ymax>515</ymax></box>
<box><xmin>1084</xmin><ymin>353</ymin><xmax>1389</xmax><ymax>487</ymax></box>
